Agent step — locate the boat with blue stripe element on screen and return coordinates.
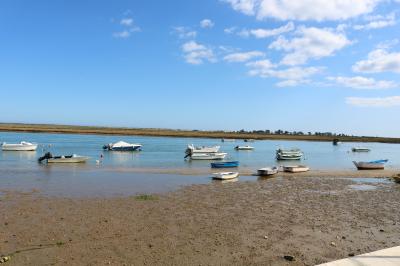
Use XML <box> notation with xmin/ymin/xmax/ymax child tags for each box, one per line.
<box><xmin>103</xmin><ymin>141</ymin><xmax>142</xmax><ymax>151</ymax></box>
<box><xmin>211</xmin><ymin>161</ymin><xmax>239</xmax><ymax>168</ymax></box>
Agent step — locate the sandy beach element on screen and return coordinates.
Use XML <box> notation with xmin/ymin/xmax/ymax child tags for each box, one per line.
<box><xmin>1</xmin><ymin>175</ymin><xmax>400</xmax><ymax>265</ymax></box>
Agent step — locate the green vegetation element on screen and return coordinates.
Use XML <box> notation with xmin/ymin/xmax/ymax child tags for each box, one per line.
<box><xmin>134</xmin><ymin>194</ymin><xmax>159</xmax><ymax>201</ymax></box>
<box><xmin>0</xmin><ymin>122</ymin><xmax>399</xmax><ymax>143</ymax></box>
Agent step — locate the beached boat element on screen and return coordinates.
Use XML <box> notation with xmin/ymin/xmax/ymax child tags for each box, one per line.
<box><xmin>212</xmin><ymin>172</ymin><xmax>239</xmax><ymax>180</ymax></box>
<box><xmin>257</xmin><ymin>166</ymin><xmax>279</xmax><ymax>176</ymax></box>
<box><xmin>352</xmin><ymin>147</ymin><xmax>370</xmax><ymax>152</ymax></box>
<box><xmin>211</xmin><ymin>161</ymin><xmax>239</xmax><ymax>168</ymax></box>
<box><xmin>189</xmin><ymin>153</ymin><xmax>227</xmax><ymax>160</ymax></box>
<box><xmin>235</xmin><ymin>145</ymin><xmax>254</xmax><ymax>150</ymax></box>
<box><xmin>38</xmin><ymin>152</ymin><xmax>90</xmax><ymax>163</ymax></box>
<box><xmin>276</xmin><ymin>148</ymin><xmax>303</xmax><ymax>160</ymax></box>
<box><xmin>186</xmin><ymin>144</ymin><xmax>220</xmax><ymax>154</ymax></box>
<box><xmin>393</xmin><ymin>174</ymin><xmax>400</xmax><ymax>183</ymax></box>
<box><xmin>1</xmin><ymin>141</ymin><xmax>38</xmax><ymax>151</ymax></box>
<box><xmin>353</xmin><ymin>159</ymin><xmax>388</xmax><ymax>170</ymax></box>
<box><xmin>283</xmin><ymin>165</ymin><xmax>310</xmax><ymax>173</ymax></box>
<box><xmin>103</xmin><ymin>141</ymin><xmax>142</xmax><ymax>151</ymax></box>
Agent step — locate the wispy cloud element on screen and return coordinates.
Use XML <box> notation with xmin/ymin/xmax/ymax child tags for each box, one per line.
<box><xmin>172</xmin><ymin>26</ymin><xmax>197</xmax><ymax>39</ymax></box>
<box><xmin>231</xmin><ymin>22</ymin><xmax>294</xmax><ymax>38</ymax></box>
<box><xmin>354</xmin><ymin>12</ymin><xmax>396</xmax><ymax>30</ymax></box>
<box><xmin>182</xmin><ymin>41</ymin><xmax>216</xmax><ymax>65</ymax></box>
<box><xmin>200</xmin><ymin>19</ymin><xmax>214</xmax><ymax>28</ymax></box>
<box><xmin>352</xmin><ymin>48</ymin><xmax>400</xmax><ymax>73</ymax></box>
<box><xmin>346</xmin><ymin>96</ymin><xmax>400</xmax><ymax>107</ymax></box>
<box><xmin>223</xmin><ymin>51</ymin><xmax>265</xmax><ymax>62</ymax></box>
<box><xmin>328</xmin><ymin>76</ymin><xmax>397</xmax><ymax>89</ymax></box>
<box><xmin>113</xmin><ymin>15</ymin><xmax>141</xmax><ymax>39</ymax></box>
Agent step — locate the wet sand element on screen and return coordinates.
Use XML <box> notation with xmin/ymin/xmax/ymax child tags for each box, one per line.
<box><xmin>1</xmin><ymin>176</ymin><xmax>400</xmax><ymax>265</ymax></box>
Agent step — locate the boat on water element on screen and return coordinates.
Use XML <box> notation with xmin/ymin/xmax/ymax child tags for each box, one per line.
<box><xmin>212</xmin><ymin>172</ymin><xmax>239</xmax><ymax>180</ymax></box>
<box><xmin>283</xmin><ymin>165</ymin><xmax>310</xmax><ymax>173</ymax></box>
<box><xmin>352</xmin><ymin>147</ymin><xmax>370</xmax><ymax>152</ymax></box>
<box><xmin>276</xmin><ymin>148</ymin><xmax>303</xmax><ymax>160</ymax></box>
<box><xmin>1</xmin><ymin>141</ymin><xmax>38</xmax><ymax>151</ymax></box>
<box><xmin>221</xmin><ymin>139</ymin><xmax>235</xmax><ymax>142</ymax></box>
<box><xmin>189</xmin><ymin>153</ymin><xmax>227</xmax><ymax>160</ymax></box>
<box><xmin>186</xmin><ymin>144</ymin><xmax>220</xmax><ymax>154</ymax></box>
<box><xmin>103</xmin><ymin>141</ymin><xmax>142</xmax><ymax>151</ymax></box>
<box><xmin>235</xmin><ymin>145</ymin><xmax>254</xmax><ymax>150</ymax></box>
<box><xmin>353</xmin><ymin>159</ymin><xmax>388</xmax><ymax>170</ymax></box>
<box><xmin>244</xmin><ymin>139</ymin><xmax>255</xmax><ymax>142</ymax></box>
<box><xmin>257</xmin><ymin>166</ymin><xmax>279</xmax><ymax>176</ymax></box>
<box><xmin>332</xmin><ymin>138</ymin><xmax>340</xmax><ymax>145</ymax></box>
<box><xmin>38</xmin><ymin>152</ymin><xmax>90</xmax><ymax>163</ymax></box>
<box><xmin>211</xmin><ymin>161</ymin><xmax>239</xmax><ymax>168</ymax></box>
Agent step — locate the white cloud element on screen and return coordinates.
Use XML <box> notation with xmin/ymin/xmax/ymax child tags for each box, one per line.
<box><xmin>113</xmin><ymin>17</ymin><xmax>140</xmax><ymax>39</ymax></box>
<box><xmin>352</xmin><ymin>48</ymin><xmax>400</xmax><ymax>73</ymax></box>
<box><xmin>329</xmin><ymin>76</ymin><xmax>397</xmax><ymax>89</ymax></box>
<box><xmin>224</xmin><ymin>27</ymin><xmax>237</xmax><ymax>34</ymax></box>
<box><xmin>346</xmin><ymin>96</ymin><xmax>400</xmax><ymax>107</ymax></box>
<box><xmin>223</xmin><ymin>0</ymin><xmax>382</xmax><ymax>21</ymax></box>
<box><xmin>269</xmin><ymin>26</ymin><xmax>351</xmax><ymax>65</ymax></box>
<box><xmin>354</xmin><ymin>13</ymin><xmax>396</xmax><ymax>30</ymax></box>
<box><xmin>244</xmin><ymin>22</ymin><xmax>295</xmax><ymax>38</ymax></box>
<box><xmin>173</xmin><ymin>26</ymin><xmax>197</xmax><ymax>39</ymax></box>
<box><xmin>182</xmin><ymin>41</ymin><xmax>216</xmax><ymax>65</ymax></box>
<box><xmin>200</xmin><ymin>19</ymin><xmax>214</xmax><ymax>28</ymax></box>
<box><xmin>223</xmin><ymin>51</ymin><xmax>265</xmax><ymax>62</ymax></box>
<box><xmin>246</xmin><ymin>59</ymin><xmax>322</xmax><ymax>86</ymax></box>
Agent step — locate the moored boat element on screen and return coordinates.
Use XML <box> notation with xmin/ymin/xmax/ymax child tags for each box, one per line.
<box><xmin>283</xmin><ymin>165</ymin><xmax>310</xmax><ymax>173</ymax></box>
<box><xmin>257</xmin><ymin>166</ymin><xmax>279</xmax><ymax>176</ymax></box>
<box><xmin>103</xmin><ymin>141</ymin><xmax>142</xmax><ymax>151</ymax></box>
<box><xmin>221</xmin><ymin>139</ymin><xmax>235</xmax><ymax>142</ymax></box>
<box><xmin>212</xmin><ymin>172</ymin><xmax>239</xmax><ymax>180</ymax></box>
<box><xmin>353</xmin><ymin>159</ymin><xmax>388</xmax><ymax>170</ymax></box>
<box><xmin>1</xmin><ymin>141</ymin><xmax>38</xmax><ymax>151</ymax></box>
<box><xmin>352</xmin><ymin>147</ymin><xmax>370</xmax><ymax>152</ymax></box>
<box><xmin>235</xmin><ymin>145</ymin><xmax>254</xmax><ymax>150</ymax></box>
<box><xmin>244</xmin><ymin>139</ymin><xmax>255</xmax><ymax>142</ymax></box>
<box><xmin>276</xmin><ymin>148</ymin><xmax>303</xmax><ymax>160</ymax></box>
<box><xmin>211</xmin><ymin>161</ymin><xmax>239</xmax><ymax>168</ymax></box>
<box><xmin>189</xmin><ymin>153</ymin><xmax>227</xmax><ymax>160</ymax></box>
<box><xmin>186</xmin><ymin>144</ymin><xmax>220</xmax><ymax>154</ymax></box>
<box><xmin>38</xmin><ymin>152</ymin><xmax>90</xmax><ymax>163</ymax></box>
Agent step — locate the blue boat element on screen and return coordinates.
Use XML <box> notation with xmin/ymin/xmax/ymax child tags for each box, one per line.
<box><xmin>211</xmin><ymin>161</ymin><xmax>239</xmax><ymax>168</ymax></box>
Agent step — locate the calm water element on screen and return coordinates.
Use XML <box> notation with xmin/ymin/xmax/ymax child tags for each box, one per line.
<box><xmin>0</xmin><ymin>131</ymin><xmax>399</xmax><ymax>196</ymax></box>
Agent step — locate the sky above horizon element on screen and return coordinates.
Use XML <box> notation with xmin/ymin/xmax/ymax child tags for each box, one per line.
<box><xmin>1</xmin><ymin>0</ymin><xmax>400</xmax><ymax>137</ymax></box>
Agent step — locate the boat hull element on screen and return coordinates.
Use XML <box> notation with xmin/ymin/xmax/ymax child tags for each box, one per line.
<box><xmin>211</xmin><ymin>161</ymin><xmax>239</xmax><ymax>168</ymax></box>
<box><xmin>257</xmin><ymin>167</ymin><xmax>279</xmax><ymax>176</ymax></box>
<box><xmin>353</xmin><ymin>161</ymin><xmax>386</xmax><ymax>170</ymax></box>
<box><xmin>47</xmin><ymin>157</ymin><xmax>89</xmax><ymax>163</ymax></box>
<box><xmin>235</xmin><ymin>146</ymin><xmax>254</xmax><ymax>150</ymax></box>
<box><xmin>2</xmin><ymin>143</ymin><xmax>38</xmax><ymax>151</ymax></box>
<box><xmin>283</xmin><ymin>165</ymin><xmax>310</xmax><ymax>173</ymax></box>
<box><xmin>212</xmin><ymin>172</ymin><xmax>239</xmax><ymax>180</ymax></box>
<box><xmin>107</xmin><ymin>146</ymin><xmax>142</xmax><ymax>151</ymax></box>
<box><xmin>190</xmin><ymin>153</ymin><xmax>227</xmax><ymax>160</ymax></box>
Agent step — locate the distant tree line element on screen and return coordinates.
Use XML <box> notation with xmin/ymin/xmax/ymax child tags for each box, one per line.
<box><xmin>231</xmin><ymin>129</ymin><xmax>352</xmax><ymax>137</ymax></box>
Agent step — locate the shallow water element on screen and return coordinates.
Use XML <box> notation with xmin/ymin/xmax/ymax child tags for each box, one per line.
<box><xmin>0</xmin><ymin>131</ymin><xmax>399</xmax><ymax>196</ymax></box>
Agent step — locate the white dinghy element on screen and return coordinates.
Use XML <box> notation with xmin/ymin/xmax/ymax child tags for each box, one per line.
<box><xmin>212</xmin><ymin>172</ymin><xmax>239</xmax><ymax>180</ymax></box>
<box><xmin>257</xmin><ymin>166</ymin><xmax>279</xmax><ymax>176</ymax></box>
<box><xmin>283</xmin><ymin>165</ymin><xmax>310</xmax><ymax>173</ymax></box>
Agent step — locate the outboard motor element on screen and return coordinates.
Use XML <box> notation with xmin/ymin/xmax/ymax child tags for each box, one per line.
<box><xmin>38</xmin><ymin>152</ymin><xmax>53</xmax><ymax>163</ymax></box>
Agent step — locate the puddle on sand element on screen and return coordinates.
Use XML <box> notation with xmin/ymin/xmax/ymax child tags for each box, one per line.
<box><xmin>348</xmin><ymin>184</ymin><xmax>377</xmax><ymax>191</ymax></box>
<box><xmin>350</xmin><ymin>177</ymin><xmax>392</xmax><ymax>184</ymax></box>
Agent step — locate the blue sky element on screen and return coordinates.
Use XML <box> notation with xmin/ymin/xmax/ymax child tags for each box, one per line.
<box><xmin>1</xmin><ymin>0</ymin><xmax>400</xmax><ymax>137</ymax></box>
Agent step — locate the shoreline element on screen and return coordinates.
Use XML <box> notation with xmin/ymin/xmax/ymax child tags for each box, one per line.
<box><xmin>1</xmin><ymin>176</ymin><xmax>399</xmax><ymax>265</ymax></box>
<box><xmin>1</xmin><ymin>123</ymin><xmax>400</xmax><ymax>143</ymax></box>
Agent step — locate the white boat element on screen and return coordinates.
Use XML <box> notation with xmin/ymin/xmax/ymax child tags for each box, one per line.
<box><xmin>235</xmin><ymin>145</ymin><xmax>254</xmax><ymax>150</ymax></box>
<box><xmin>189</xmin><ymin>153</ymin><xmax>227</xmax><ymax>160</ymax></box>
<box><xmin>221</xmin><ymin>139</ymin><xmax>235</xmax><ymax>142</ymax></box>
<box><xmin>352</xmin><ymin>147</ymin><xmax>370</xmax><ymax>152</ymax></box>
<box><xmin>103</xmin><ymin>141</ymin><xmax>142</xmax><ymax>151</ymax></box>
<box><xmin>353</xmin><ymin>160</ymin><xmax>388</xmax><ymax>170</ymax></box>
<box><xmin>257</xmin><ymin>166</ymin><xmax>279</xmax><ymax>176</ymax></box>
<box><xmin>212</xmin><ymin>172</ymin><xmax>239</xmax><ymax>180</ymax></box>
<box><xmin>276</xmin><ymin>148</ymin><xmax>303</xmax><ymax>160</ymax></box>
<box><xmin>283</xmin><ymin>165</ymin><xmax>310</xmax><ymax>173</ymax></box>
<box><xmin>244</xmin><ymin>139</ymin><xmax>255</xmax><ymax>142</ymax></box>
<box><xmin>1</xmin><ymin>141</ymin><xmax>38</xmax><ymax>151</ymax></box>
<box><xmin>38</xmin><ymin>153</ymin><xmax>89</xmax><ymax>163</ymax></box>
<box><xmin>186</xmin><ymin>144</ymin><xmax>220</xmax><ymax>154</ymax></box>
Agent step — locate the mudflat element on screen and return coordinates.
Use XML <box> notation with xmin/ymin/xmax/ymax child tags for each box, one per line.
<box><xmin>1</xmin><ymin>176</ymin><xmax>399</xmax><ymax>265</ymax></box>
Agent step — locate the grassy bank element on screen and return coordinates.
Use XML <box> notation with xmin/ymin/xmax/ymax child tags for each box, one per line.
<box><xmin>0</xmin><ymin>123</ymin><xmax>399</xmax><ymax>143</ymax></box>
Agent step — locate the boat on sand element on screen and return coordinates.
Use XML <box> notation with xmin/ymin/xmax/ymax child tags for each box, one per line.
<box><xmin>257</xmin><ymin>166</ymin><xmax>279</xmax><ymax>176</ymax></box>
<box><xmin>2</xmin><ymin>141</ymin><xmax>38</xmax><ymax>151</ymax></box>
<box><xmin>283</xmin><ymin>165</ymin><xmax>310</xmax><ymax>173</ymax></box>
<box><xmin>353</xmin><ymin>160</ymin><xmax>388</xmax><ymax>170</ymax></box>
<box><xmin>212</xmin><ymin>172</ymin><xmax>239</xmax><ymax>180</ymax></box>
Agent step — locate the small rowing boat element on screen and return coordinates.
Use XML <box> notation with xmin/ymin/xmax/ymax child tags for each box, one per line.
<box><xmin>212</xmin><ymin>172</ymin><xmax>239</xmax><ymax>180</ymax></box>
<box><xmin>38</xmin><ymin>152</ymin><xmax>90</xmax><ymax>163</ymax></box>
<box><xmin>235</xmin><ymin>145</ymin><xmax>254</xmax><ymax>150</ymax></box>
<box><xmin>211</xmin><ymin>161</ymin><xmax>239</xmax><ymax>168</ymax></box>
<box><xmin>353</xmin><ymin>159</ymin><xmax>388</xmax><ymax>170</ymax></box>
<box><xmin>257</xmin><ymin>166</ymin><xmax>279</xmax><ymax>176</ymax></box>
<box><xmin>1</xmin><ymin>141</ymin><xmax>38</xmax><ymax>151</ymax></box>
<box><xmin>283</xmin><ymin>165</ymin><xmax>310</xmax><ymax>173</ymax></box>
<box><xmin>352</xmin><ymin>147</ymin><xmax>370</xmax><ymax>152</ymax></box>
